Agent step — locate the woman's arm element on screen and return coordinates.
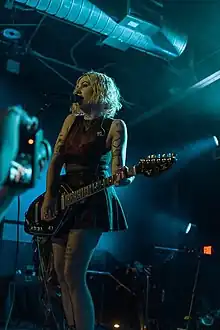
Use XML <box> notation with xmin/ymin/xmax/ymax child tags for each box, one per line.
<box><xmin>110</xmin><ymin>119</ymin><xmax>134</xmax><ymax>186</ymax></box>
<box><xmin>0</xmin><ymin>110</ymin><xmax>21</xmax><ymax>186</ymax></box>
<box><xmin>45</xmin><ymin>114</ymin><xmax>74</xmax><ymax>198</ymax></box>
<box><xmin>0</xmin><ymin>106</ymin><xmax>38</xmax><ymax>187</ymax></box>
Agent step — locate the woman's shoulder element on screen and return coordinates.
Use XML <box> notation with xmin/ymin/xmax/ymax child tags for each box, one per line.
<box><xmin>64</xmin><ymin>113</ymin><xmax>83</xmax><ymax>124</ymax></box>
<box><xmin>107</xmin><ymin>119</ymin><xmax>127</xmax><ymax>138</ymax></box>
<box><xmin>111</xmin><ymin>118</ymin><xmax>127</xmax><ymax>128</ymax></box>
<box><xmin>104</xmin><ymin>117</ymin><xmax>126</xmax><ymax>125</ymax></box>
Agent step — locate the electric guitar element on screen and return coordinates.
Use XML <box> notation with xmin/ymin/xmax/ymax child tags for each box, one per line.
<box><xmin>24</xmin><ymin>153</ymin><xmax>176</xmax><ymax>236</ymax></box>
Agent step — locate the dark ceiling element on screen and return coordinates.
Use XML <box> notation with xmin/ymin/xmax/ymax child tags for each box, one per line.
<box><xmin>1</xmin><ymin>0</ymin><xmax>220</xmax><ymax>126</ymax></box>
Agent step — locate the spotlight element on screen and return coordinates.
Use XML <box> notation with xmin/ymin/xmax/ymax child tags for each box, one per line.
<box><xmin>200</xmin><ymin>314</ymin><xmax>214</xmax><ymax>326</ymax></box>
<box><xmin>2</xmin><ymin>28</ymin><xmax>21</xmax><ymax>40</ymax></box>
<box><xmin>213</xmin><ymin>136</ymin><xmax>219</xmax><ymax>147</ymax></box>
<box><xmin>185</xmin><ymin>223</ymin><xmax>192</xmax><ymax>234</ymax></box>
<box><xmin>185</xmin><ymin>223</ymin><xmax>196</xmax><ymax>234</ymax></box>
<box><xmin>113</xmin><ymin>324</ymin><xmax>120</xmax><ymax>328</ymax></box>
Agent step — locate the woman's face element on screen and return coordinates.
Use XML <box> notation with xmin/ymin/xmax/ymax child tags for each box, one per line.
<box><xmin>74</xmin><ymin>75</ymin><xmax>94</xmax><ymax>105</ymax></box>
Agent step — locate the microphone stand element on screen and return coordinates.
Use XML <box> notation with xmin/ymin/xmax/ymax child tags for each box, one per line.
<box><xmin>185</xmin><ymin>254</ymin><xmax>201</xmax><ymax>330</ymax></box>
<box><xmin>131</xmin><ymin>262</ymin><xmax>151</xmax><ymax>330</ymax></box>
<box><xmin>143</xmin><ymin>268</ymin><xmax>150</xmax><ymax>330</ymax></box>
<box><xmin>154</xmin><ymin>245</ymin><xmax>202</xmax><ymax>330</ymax></box>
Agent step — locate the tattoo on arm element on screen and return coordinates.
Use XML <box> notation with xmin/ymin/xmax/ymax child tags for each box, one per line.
<box><xmin>53</xmin><ymin>135</ymin><xmax>65</xmax><ymax>155</ymax></box>
<box><xmin>111</xmin><ymin>120</ymin><xmax>127</xmax><ymax>174</ymax></box>
<box><xmin>46</xmin><ymin>115</ymin><xmax>73</xmax><ymax>196</ymax></box>
<box><xmin>53</xmin><ymin>114</ymin><xmax>73</xmax><ymax>155</ymax></box>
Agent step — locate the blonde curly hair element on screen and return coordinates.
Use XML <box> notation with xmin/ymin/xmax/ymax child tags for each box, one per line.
<box><xmin>74</xmin><ymin>71</ymin><xmax>122</xmax><ymax>118</ymax></box>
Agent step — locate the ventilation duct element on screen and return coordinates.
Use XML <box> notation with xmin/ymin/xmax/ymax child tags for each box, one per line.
<box><xmin>13</xmin><ymin>0</ymin><xmax>187</xmax><ymax>60</ymax></box>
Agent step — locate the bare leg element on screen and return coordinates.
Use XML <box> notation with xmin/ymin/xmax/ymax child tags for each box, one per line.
<box><xmin>52</xmin><ymin>243</ymin><xmax>75</xmax><ymax>327</ymax></box>
<box><xmin>64</xmin><ymin>229</ymin><xmax>102</xmax><ymax>330</ymax></box>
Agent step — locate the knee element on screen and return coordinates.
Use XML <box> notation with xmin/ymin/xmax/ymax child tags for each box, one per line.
<box><xmin>64</xmin><ymin>265</ymin><xmax>86</xmax><ymax>289</ymax></box>
<box><xmin>54</xmin><ymin>264</ymin><xmax>66</xmax><ymax>285</ymax></box>
<box><xmin>63</xmin><ymin>267</ymin><xmax>72</xmax><ymax>287</ymax></box>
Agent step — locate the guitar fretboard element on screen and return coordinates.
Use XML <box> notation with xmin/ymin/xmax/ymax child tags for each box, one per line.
<box><xmin>63</xmin><ymin>171</ymin><xmax>132</xmax><ymax>208</ymax></box>
<box><xmin>61</xmin><ymin>154</ymin><xmax>176</xmax><ymax>208</ymax></box>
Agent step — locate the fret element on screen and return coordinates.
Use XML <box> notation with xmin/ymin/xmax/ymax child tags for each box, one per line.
<box><xmin>77</xmin><ymin>188</ymin><xmax>82</xmax><ymax>199</ymax></box>
<box><xmin>88</xmin><ymin>184</ymin><xmax>92</xmax><ymax>194</ymax></box>
<box><xmin>97</xmin><ymin>180</ymin><xmax>103</xmax><ymax>188</ymax></box>
<box><xmin>90</xmin><ymin>183</ymin><xmax>93</xmax><ymax>193</ymax></box>
<box><xmin>70</xmin><ymin>194</ymin><xmax>75</xmax><ymax>203</ymax></box>
<box><xmin>92</xmin><ymin>182</ymin><xmax>97</xmax><ymax>191</ymax></box>
<box><xmin>64</xmin><ymin>173</ymin><xmax>117</xmax><ymax>208</ymax></box>
<box><xmin>100</xmin><ymin>179</ymin><xmax>105</xmax><ymax>188</ymax></box>
<box><xmin>83</xmin><ymin>185</ymin><xmax>88</xmax><ymax>196</ymax></box>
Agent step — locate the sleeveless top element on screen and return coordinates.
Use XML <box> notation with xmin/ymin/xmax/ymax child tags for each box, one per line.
<box><xmin>63</xmin><ymin>115</ymin><xmax>113</xmax><ymax>182</ymax></box>
<box><xmin>52</xmin><ymin>114</ymin><xmax>128</xmax><ymax>234</ymax></box>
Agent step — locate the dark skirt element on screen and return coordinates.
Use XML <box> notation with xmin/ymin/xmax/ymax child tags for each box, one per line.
<box><xmin>52</xmin><ymin>172</ymin><xmax>128</xmax><ymax>244</ymax></box>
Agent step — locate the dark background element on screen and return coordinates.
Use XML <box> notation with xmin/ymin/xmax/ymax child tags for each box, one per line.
<box><xmin>1</xmin><ymin>0</ymin><xmax>220</xmax><ymax>327</ymax></box>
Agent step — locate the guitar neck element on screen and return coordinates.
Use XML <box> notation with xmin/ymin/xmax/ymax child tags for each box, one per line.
<box><xmin>62</xmin><ymin>166</ymin><xmax>136</xmax><ymax>208</ymax></box>
<box><xmin>61</xmin><ymin>153</ymin><xmax>176</xmax><ymax>208</ymax></box>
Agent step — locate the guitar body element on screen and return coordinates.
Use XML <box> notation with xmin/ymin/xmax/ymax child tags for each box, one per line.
<box><xmin>24</xmin><ymin>182</ymin><xmax>76</xmax><ymax>236</ymax></box>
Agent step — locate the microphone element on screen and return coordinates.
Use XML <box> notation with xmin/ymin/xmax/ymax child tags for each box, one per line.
<box><xmin>43</xmin><ymin>92</ymin><xmax>70</xmax><ymax>99</ymax></box>
<box><xmin>72</xmin><ymin>94</ymin><xmax>84</xmax><ymax>104</ymax></box>
<box><xmin>43</xmin><ymin>92</ymin><xmax>84</xmax><ymax>104</ymax></box>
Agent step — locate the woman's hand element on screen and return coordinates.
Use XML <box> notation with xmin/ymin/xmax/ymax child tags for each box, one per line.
<box><xmin>41</xmin><ymin>194</ymin><xmax>58</xmax><ymax>221</ymax></box>
<box><xmin>114</xmin><ymin>166</ymin><xmax>135</xmax><ymax>186</ymax></box>
<box><xmin>70</xmin><ymin>102</ymin><xmax>82</xmax><ymax>115</ymax></box>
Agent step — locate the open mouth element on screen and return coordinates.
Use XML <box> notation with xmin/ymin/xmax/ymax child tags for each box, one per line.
<box><xmin>72</xmin><ymin>94</ymin><xmax>84</xmax><ymax>104</ymax></box>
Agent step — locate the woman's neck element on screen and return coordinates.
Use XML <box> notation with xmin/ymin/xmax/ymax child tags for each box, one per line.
<box><xmin>80</xmin><ymin>103</ymin><xmax>105</xmax><ymax>120</ymax></box>
<box><xmin>83</xmin><ymin>112</ymin><xmax>102</xmax><ymax>120</ymax></box>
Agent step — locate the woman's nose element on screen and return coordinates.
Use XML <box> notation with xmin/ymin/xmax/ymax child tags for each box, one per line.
<box><xmin>75</xmin><ymin>87</ymin><xmax>82</xmax><ymax>95</ymax></box>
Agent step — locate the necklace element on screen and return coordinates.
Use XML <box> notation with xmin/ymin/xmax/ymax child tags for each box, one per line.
<box><xmin>83</xmin><ymin>118</ymin><xmax>98</xmax><ymax>132</ymax></box>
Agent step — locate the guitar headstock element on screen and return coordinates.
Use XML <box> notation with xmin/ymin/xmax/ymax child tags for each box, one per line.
<box><xmin>135</xmin><ymin>153</ymin><xmax>176</xmax><ymax>176</ymax></box>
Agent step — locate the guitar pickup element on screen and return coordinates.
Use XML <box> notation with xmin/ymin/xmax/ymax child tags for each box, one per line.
<box><xmin>61</xmin><ymin>194</ymin><xmax>65</xmax><ymax>210</ymax></box>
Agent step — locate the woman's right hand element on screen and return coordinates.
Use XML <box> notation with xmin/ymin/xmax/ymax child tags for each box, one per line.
<box><xmin>70</xmin><ymin>102</ymin><xmax>82</xmax><ymax>115</ymax></box>
<box><xmin>41</xmin><ymin>195</ymin><xmax>57</xmax><ymax>221</ymax></box>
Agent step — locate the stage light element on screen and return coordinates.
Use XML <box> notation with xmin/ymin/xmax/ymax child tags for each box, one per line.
<box><xmin>213</xmin><ymin>136</ymin><xmax>219</xmax><ymax>146</ymax></box>
<box><xmin>28</xmin><ymin>139</ymin><xmax>34</xmax><ymax>145</ymax></box>
<box><xmin>200</xmin><ymin>314</ymin><xmax>214</xmax><ymax>326</ymax></box>
<box><xmin>185</xmin><ymin>223</ymin><xmax>196</xmax><ymax>234</ymax></box>
<box><xmin>185</xmin><ymin>223</ymin><xmax>192</xmax><ymax>234</ymax></box>
<box><xmin>3</xmin><ymin>28</ymin><xmax>21</xmax><ymax>40</ymax></box>
<box><xmin>113</xmin><ymin>324</ymin><xmax>120</xmax><ymax>328</ymax></box>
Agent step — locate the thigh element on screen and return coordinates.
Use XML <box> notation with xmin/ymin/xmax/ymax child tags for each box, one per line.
<box><xmin>64</xmin><ymin>229</ymin><xmax>102</xmax><ymax>273</ymax></box>
<box><xmin>52</xmin><ymin>243</ymin><xmax>66</xmax><ymax>276</ymax></box>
